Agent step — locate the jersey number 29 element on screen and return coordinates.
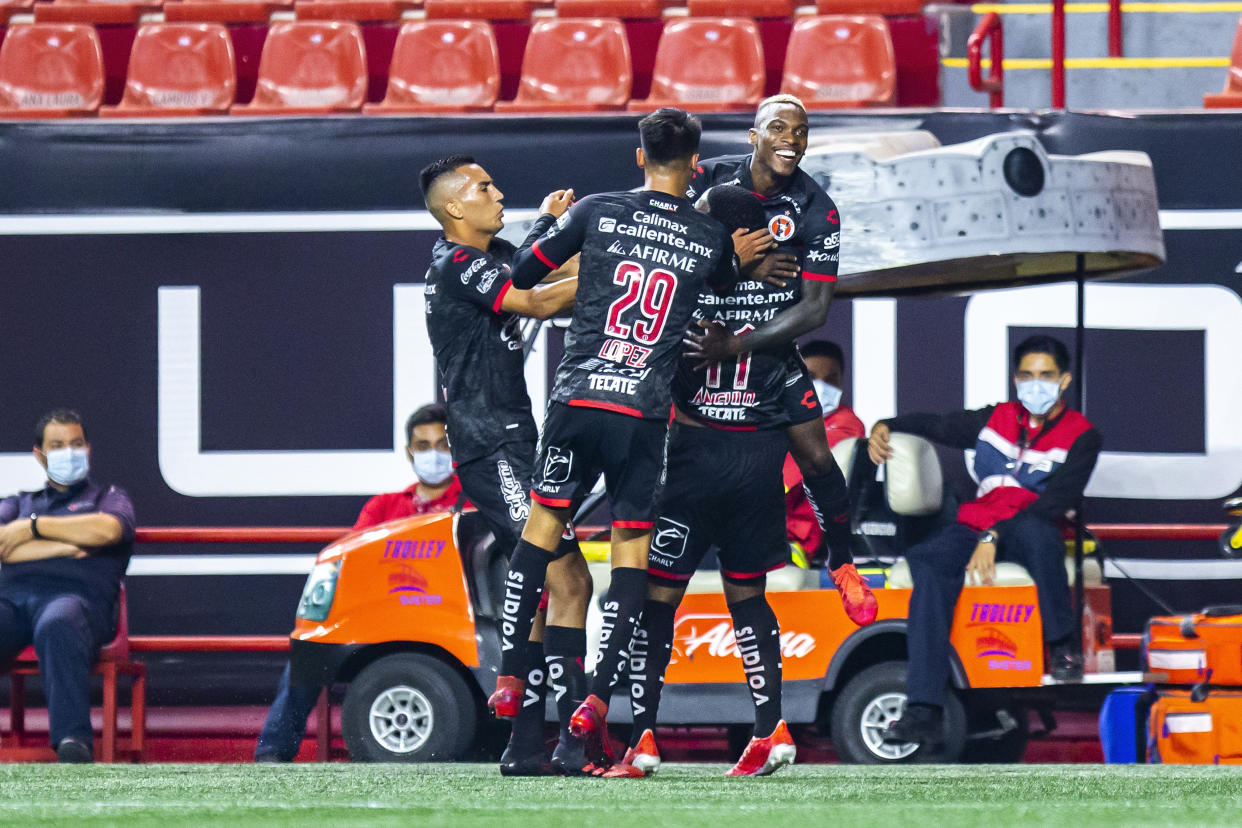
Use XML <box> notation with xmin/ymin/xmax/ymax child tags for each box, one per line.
<box><xmin>605</xmin><ymin>261</ymin><xmax>677</xmax><ymax>345</ymax></box>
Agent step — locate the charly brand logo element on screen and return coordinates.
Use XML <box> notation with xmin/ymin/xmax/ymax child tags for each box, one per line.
<box><xmin>651</xmin><ymin>516</ymin><xmax>689</xmax><ymax>560</ymax></box>
<box><xmin>672</xmin><ymin>614</ymin><xmax>816</xmax><ymax>663</ymax></box>
<box><xmin>768</xmin><ymin>214</ymin><xmax>795</xmax><ymax>241</ymax></box>
<box><xmin>386</xmin><ymin>564</ymin><xmax>443</xmax><ymax>607</ymax></box>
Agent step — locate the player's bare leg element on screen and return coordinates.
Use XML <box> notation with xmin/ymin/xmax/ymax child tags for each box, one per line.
<box><xmin>786</xmin><ymin>417</ymin><xmax>877</xmax><ymax>626</ymax></box>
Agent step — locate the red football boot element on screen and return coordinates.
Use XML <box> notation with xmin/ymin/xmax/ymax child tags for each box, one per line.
<box><xmin>569</xmin><ymin>694</ymin><xmax>613</xmax><ymax>768</ymax></box>
<box><xmin>831</xmin><ymin>563</ymin><xmax>879</xmax><ymax>626</ymax></box>
<box><xmin>726</xmin><ymin>721</ymin><xmax>796</xmax><ymax>777</ymax></box>
<box><xmin>487</xmin><ymin>675</ymin><xmax>525</xmax><ymax>720</ymax></box>
<box><xmin>599</xmin><ymin>728</ymin><xmax>661</xmax><ymax>778</ymax></box>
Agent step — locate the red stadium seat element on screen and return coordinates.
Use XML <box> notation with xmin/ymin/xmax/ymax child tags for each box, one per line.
<box><xmin>815</xmin><ymin>0</ymin><xmax>923</xmax><ymax>16</ymax></box>
<box><xmin>294</xmin><ymin>0</ymin><xmax>420</xmax><ymax>21</ymax></box>
<box><xmin>0</xmin><ymin>22</ymin><xmax>104</xmax><ymax>117</ymax></box>
<box><xmin>495</xmin><ymin>17</ymin><xmax>630</xmax><ymax>112</ymax></box>
<box><xmin>34</xmin><ymin>0</ymin><xmax>162</xmax><ymax>26</ymax></box>
<box><xmin>423</xmin><ymin>0</ymin><xmax>535</xmax><ymax>20</ymax></box>
<box><xmin>363</xmin><ymin>19</ymin><xmax>499</xmax><ymax>112</ymax></box>
<box><xmin>1204</xmin><ymin>17</ymin><xmax>1242</xmax><ymax>107</ymax></box>
<box><xmin>99</xmin><ymin>22</ymin><xmax>236</xmax><ymax>116</ymax></box>
<box><xmin>553</xmin><ymin>0</ymin><xmax>659</xmax><ymax>17</ymax></box>
<box><xmin>685</xmin><ymin>0</ymin><xmax>793</xmax><ymax>18</ymax></box>
<box><xmin>627</xmin><ymin>17</ymin><xmax>764</xmax><ymax>111</ymax></box>
<box><xmin>781</xmin><ymin>15</ymin><xmax>894</xmax><ymax>107</ymax></box>
<box><xmin>231</xmin><ymin>20</ymin><xmax>368</xmax><ymax>114</ymax></box>
<box><xmin>164</xmin><ymin>0</ymin><xmax>293</xmax><ymax>24</ymax></box>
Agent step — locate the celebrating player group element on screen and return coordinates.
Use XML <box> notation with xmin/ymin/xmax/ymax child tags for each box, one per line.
<box><xmin>420</xmin><ymin>95</ymin><xmax>877</xmax><ymax>779</ymax></box>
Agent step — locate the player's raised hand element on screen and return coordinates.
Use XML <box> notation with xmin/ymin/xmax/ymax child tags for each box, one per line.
<box><xmin>540</xmin><ymin>189</ymin><xmax>576</xmax><ymax>218</ymax></box>
<box><xmin>684</xmin><ymin>320</ymin><xmax>741</xmax><ymax>368</ymax></box>
<box><xmin>867</xmin><ymin>422</ymin><xmax>893</xmax><ymax>465</ymax></box>
<box><xmin>731</xmin><ymin>227</ymin><xmax>776</xmax><ymax>269</ymax></box>
<box><xmin>749</xmin><ymin>251</ymin><xmax>799</xmax><ymax>287</ymax></box>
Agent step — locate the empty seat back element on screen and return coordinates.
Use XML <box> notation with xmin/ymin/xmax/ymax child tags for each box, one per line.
<box><xmin>782</xmin><ymin>15</ymin><xmax>895</xmax><ymax>107</ymax></box>
<box><xmin>381</xmin><ymin>20</ymin><xmax>499</xmax><ymax>108</ymax></box>
<box><xmin>831</xmin><ymin>436</ymin><xmax>858</xmax><ymax>486</ymax></box>
<box><xmin>249</xmin><ymin>20</ymin><xmax>367</xmax><ymax>110</ymax></box>
<box><xmin>884</xmin><ymin>432</ymin><xmax>942</xmax><ymax>516</ymax></box>
<box><xmin>0</xmin><ymin>23</ymin><xmax>104</xmax><ymax>115</ymax></box>
<box><xmin>646</xmin><ymin>17</ymin><xmax>764</xmax><ymax>106</ymax></box>
<box><xmin>117</xmin><ymin>22</ymin><xmax>235</xmax><ymax>112</ymax></box>
<box><xmin>511</xmin><ymin>17</ymin><xmax>630</xmax><ymax>106</ymax></box>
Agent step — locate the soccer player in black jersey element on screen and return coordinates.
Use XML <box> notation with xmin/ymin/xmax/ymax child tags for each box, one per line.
<box><xmin>683</xmin><ymin>93</ymin><xmax>877</xmax><ymax>627</ymax></box>
<box><xmin>492</xmin><ymin>108</ymin><xmax>739</xmax><ymax>773</ymax></box>
<box><xmin>420</xmin><ymin>156</ymin><xmax>591</xmax><ymax>776</ymax></box>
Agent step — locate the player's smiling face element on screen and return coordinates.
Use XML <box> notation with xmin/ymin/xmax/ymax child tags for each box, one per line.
<box><xmin>749</xmin><ymin>103</ymin><xmax>809</xmax><ymax>179</ymax></box>
<box><xmin>455</xmin><ymin>163</ymin><xmax>506</xmax><ymax>235</ymax></box>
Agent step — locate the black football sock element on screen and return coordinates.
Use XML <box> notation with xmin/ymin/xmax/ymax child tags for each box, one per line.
<box><xmin>589</xmin><ymin>567</ymin><xmax>648</xmax><ymax>704</ymax></box>
<box><xmin>544</xmin><ymin>625</ymin><xmax>588</xmax><ymax>744</ymax></box>
<box><xmin>801</xmin><ymin>465</ymin><xmax>854</xmax><ymax>570</ymax></box>
<box><xmin>629</xmin><ymin>599</ymin><xmax>676</xmax><ymax>747</ymax></box>
<box><xmin>507</xmin><ymin>640</ymin><xmax>549</xmax><ymax>755</ymax></box>
<box><xmin>729</xmin><ymin>595</ymin><xmax>783</xmax><ymax>737</ymax></box>
<box><xmin>499</xmin><ymin>539</ymin><xmax>555</xmax><ymax>678</ymax></box>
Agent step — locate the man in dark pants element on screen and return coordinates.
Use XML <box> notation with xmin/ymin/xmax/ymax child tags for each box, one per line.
<box><xmin>0</xmin><ymin>409</ymin><xmax>134</xmax><ymax>763</ymax></box>
<box><xmin>870</xmin><ymin>335</ymin><xmax>1103</xmax><ymax>749</ymax></box>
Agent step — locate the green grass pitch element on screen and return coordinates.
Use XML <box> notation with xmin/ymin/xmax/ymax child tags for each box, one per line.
<box><xmin>0</xmin><ymin>763</ymin><xmax>1240</xmax><ymax>826</ymax></box>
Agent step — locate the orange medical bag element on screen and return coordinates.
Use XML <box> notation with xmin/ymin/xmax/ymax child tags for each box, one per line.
<box><xmin>1148</xmin><ymin>687</ymin><xmax>1242</xmax><ymax>764</ymax></box>
<box><xmin>1145</xmin><ymin>606</ymin><xmax>1242</xmax><ymax>686</ymax></box>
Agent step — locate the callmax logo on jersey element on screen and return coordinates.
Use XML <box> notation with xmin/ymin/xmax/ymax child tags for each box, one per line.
<box><xmin>768</xmin><ymin>214</ymin><xmax>795</xmax><ymax>241</ymax></box>
<box><xmin>500</xmin><ymin>570</ymin><xmax>528</xmax><ymax>652</ymax></box>
<box><xmin>969</xmin><ymin>602</ymin><xmax>1035</xmax><ymax>625</ymax></box>
<box><xmin>674</xmin><ymin>615</ymin><xmax>816</xmax><ymax>661</ymax></box>
<box><xmin>651</xmin><ymin>516</ymin><xmax>690</xmax><ymax>560</ymax></box>
<box><xmin>541</xmin><ymin>446</ymin><xmax>573</xmax><ymax>485</ymax></box>
<box><xmin>598</xmin><ymin>338</ymin><xmax>652</xmax><ymax>369</ymax></box>
<box><xmin>496</xmin><ymin>459</ymin><xmax>529</xmax><ymax>522</ymax></box>
<box><xmin>599</xmin><ymin>217</ymin><xmax>617</xmax><ymax>233</ymax></box>
<box><xmin>735</xmin><ymin>625</ymin><xmax>770</xmax><ymax>706</ymax></box>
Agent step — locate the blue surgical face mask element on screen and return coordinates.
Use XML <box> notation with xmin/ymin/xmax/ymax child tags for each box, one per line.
<box><xmin>44</xmin><ymin>446</ymin><xmax>89</xmax><ymax>486</ymax></box>
<box><xmin>812</xmin><ymin>379</ymin><xmax>843</xmax><ymax>412</ymax></box>
<box><xmin>412</xmin><ymin>449</ymin><xmax>454</xmax><ymax>486</ymax></box>
<box><xmin>1016</xmin><ymin>379</ymin><xmax>1062</xmax><ymax>416</ymax></box>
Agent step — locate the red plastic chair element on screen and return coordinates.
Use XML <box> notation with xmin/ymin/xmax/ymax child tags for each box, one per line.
<box><xmin>363</xmin><ymin>19</ymin><xmax>499</xmax><ymax>113</ymax></box>
<box><xmin>0</xmin><ymin>585</ymin><xmax>146</xmax><ymax>763</ymax></box>
<box><xmin>781</xmin><ymin>15</ymin><xmax>895</xmax><ymax>108</ymax></box>
<box><xmin>1204</xmin><ymin>17</ymin><xmax>1242</xmax><ymax>107</ymax></box>
<box><xmin>231</xmin><ymin>20</ymin><xmax>368</xmax><ymax>114</ymax></box>
<box><xmin>495</xmin><ymin>17</ymin><xmax>630</xmax><ymax>112</ymax></box>
<box><xmin>0</xmin><ymin>23</ymin><xmax>104</xmax><ymax>117</ymax></box>
<box><xmin>100</xmin><ymin>22</ymin><xmax>236</xmax><ymax>116</ymax></box>
<box><xmin>627</xmin><ymin>17</ymin><xmax>764</xmax><ymax>112</ymax></box>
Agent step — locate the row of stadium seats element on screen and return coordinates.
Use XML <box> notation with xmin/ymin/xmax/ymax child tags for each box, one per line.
<box><xmin>0</xmin><ymin>15</ymin><xmax>897</xmax><ymax>116</ymax></box>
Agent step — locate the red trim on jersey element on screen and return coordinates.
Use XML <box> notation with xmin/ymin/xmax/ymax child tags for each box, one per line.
<box><xmin>802</xmin><ymin>271</ymin><xmax>838</xmax><ymax>283</ymax></box>
<box><xmin>491</xmin><ymin>280</ymin><xmax>513</xmax><ymax>313</ymax></box>
<box><xmin>721</xmin><ymin>562</ymin><xmax>787</xmax><ymax>580</ymax></box>
<box><xmin>702</xmin><ymin>421</ymin><xmax>758</xmax><ymax>432</ymax></box>
<box><xmin>750</xmin><ymin>191</ymin><xmax>767</xmax><ymax>200</ymax></box>
<box><xmin>649</xmin><ymin>569</ymin><xmax>694</xmax><ymax>582</ymax></box>
<box><xmin>531</xmin><ymin>491</ymin><xmax>572</xmax><ymax>508</ymax></box>
<box><xmin>531</xmin><ymin>241</ymin><xmax>559</xmax><ymax>270</ymax></box>
<box><xmin>567</xmin><ymin>399</ymin><xmax>644</xmax><ymax>418</ymax></box>
<box><xmin>613</xmin><ymin>520</ymin><xmax>654</xmax><ymax>529</ymax></box>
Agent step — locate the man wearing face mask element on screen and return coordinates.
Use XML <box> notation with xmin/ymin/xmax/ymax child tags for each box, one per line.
<box><xmin>0</xmin><ymin>409</ymin><xmax>135</xmax><ymax>764</ymax></box>
<box><xmin>867</xmin><ymin>335</ymin><xmax>1102</xmax><ymax>750</ymax></box>
<box><xmin>254</xmin><ymin>404</ymin><xmax>463</xmax><ymax>763</ymax></box>
<box><xmin>782</xmin><ymin>340</ymin><xmax>865</xmax><ymax>566</ymax></box>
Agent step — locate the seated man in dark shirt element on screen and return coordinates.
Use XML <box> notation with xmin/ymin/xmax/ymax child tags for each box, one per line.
<box><xmin>868</xmin><ymin>336</ymin><xmax>1102</xmax><ymax>750</ymax></box>
<box><xmin>0</xmin><ymin>409</ymin><xmax>135</xmax><ymax>763</ymax></box>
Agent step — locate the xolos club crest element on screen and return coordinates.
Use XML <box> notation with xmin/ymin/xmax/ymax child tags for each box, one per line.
<box><xmin>768</xmin><ymin>213</ymin><xmax>795</xmax><ymax>241</ymax></box>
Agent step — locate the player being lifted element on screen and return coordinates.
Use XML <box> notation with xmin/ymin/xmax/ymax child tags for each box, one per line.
<box><xmin>420</xmin><ymin>156</ymin><xmax>591</xmax><ymax>776</ymax></box>
<box><xmin>684</xmin><ymin>94</ymin><xmax>877</xmax><ymax>625</ymax></box>
<box><xmin>491</xmin><ymin>108</ymin><xmax>739</xmax><ymax>773</ymax></box>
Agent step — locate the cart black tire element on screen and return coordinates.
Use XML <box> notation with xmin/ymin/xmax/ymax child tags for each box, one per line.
<box><xmin>961</xmin><ymin>704</ymin><xmax>1030</xmax><ymax>763</ymax></box>
<box><xmin>342</xmin><ymin>653</ymin><xmax>477</xmax><ymax>762</ymax></box>
<box><xmin>829</xmin><ymin>660</ymin><xmax>966</xmax><ymax>764</ymax></box>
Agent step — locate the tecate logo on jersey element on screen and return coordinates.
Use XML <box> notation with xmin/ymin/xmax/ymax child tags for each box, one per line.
<box><xmin>673</xmin><ymin>614</ymin><xmax>816</xmax><ymax>661</ymax></box>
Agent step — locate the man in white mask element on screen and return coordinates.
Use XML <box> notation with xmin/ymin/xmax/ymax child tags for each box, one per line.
<box><xmin>255</xmin><ymin>403</ymin><xmax>462</xmax><ymax>763</ymax></box>
<box><xmin>867</xmin><ymin>335</ymin><xmax>1102</xmax><ymax>752</ymax></box>
<box><xmin>783</xmin><ymin>340</ymin><xmax>865</xmax><ymax>566</ymax></box>
<box><xmin>0</xmin><ymin>409</ymin><xmax>135</xmax><ymax>763</ymax></box>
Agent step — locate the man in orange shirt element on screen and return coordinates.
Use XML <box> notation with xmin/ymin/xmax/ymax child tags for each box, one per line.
<box><xmin>783</xmin><ymin>340</ymin><xmax>865</xmax><ymax>567</ymax></box>
<box><xmin>254</xmin><ymin>404</ymin><xmax>461</xmax><ymax>762</ymax></box>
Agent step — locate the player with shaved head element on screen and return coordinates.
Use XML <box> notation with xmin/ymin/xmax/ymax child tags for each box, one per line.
<box><xmin>419</xmin><ymin>156</ymin><xmax>590</xmax><ymax>777</ymax></box>
<box><xmin>682</xmin><ymin>94</ymin><xmax>877</xmax><ymax>628</ymax></box>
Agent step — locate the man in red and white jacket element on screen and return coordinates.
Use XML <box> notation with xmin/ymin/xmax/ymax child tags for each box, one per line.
<box><xmin>867</xmin><ymin>335</ymin><xmax>1102</xmax><ymax>750</ymax></box>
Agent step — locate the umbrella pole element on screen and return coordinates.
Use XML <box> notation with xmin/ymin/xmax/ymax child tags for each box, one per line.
<box><xmin>1074</xmin><ymin>254</ymin><xmax>1087</xmax><ymax>657</ymax></box>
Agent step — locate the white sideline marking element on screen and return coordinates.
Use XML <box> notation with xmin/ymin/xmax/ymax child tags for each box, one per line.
<box><xmin>127</xmin><ymin>554</ymin><xmax>317</xmax><ymax>576</ymax></box>
<box><xmin>1104</xmin><ymin>558</ymin><xmax>1242</xmax><ymax>580</ymax></box>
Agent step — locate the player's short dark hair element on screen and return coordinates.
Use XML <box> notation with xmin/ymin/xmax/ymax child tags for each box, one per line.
<box><xmin>800</xmin><ymin>340</ymin><xmax>845</xmax><ymax>369</ymax></box>
<box><xmin>419</xmin><ymin>155</ymin><xmax>476</xmax><ymax>204</ymax></box>
<box><xmin>705</xmin><ymin>185</ymin><xmax>767</xmax><ymax>234</ymax></box>
<box><xmin>35</xmin><ymin>408</ymin><xmax>86</xmax><ymax>447</ymax></box>
<box><xmin>1013</xmin><ymin>334</ymin><xmax>1070</xmax><ymax>373</ymax></box>
<box><xmin>405</xmin><ymin>403</ymin><xmax>448</xmax><ymax>444</ymax></box>
<box><xmin>638</xmin><ymin>108</ymin><xmax>702</xmax><ymax>166</ymax></box>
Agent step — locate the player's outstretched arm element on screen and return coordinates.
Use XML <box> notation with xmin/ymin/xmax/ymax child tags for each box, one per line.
<box><xmin>510</xmin><ymin>196</ymin><xmax>590</xmax><ymax>290</ymax></box>
<box><xmin>685</xmin><ymin>279</ymin><xmax>834</xmax><ymax>363</ymax></box>
<box><xmin>500</xmin><ymin>276</ymin><xmax>578</xmax><ymax>320</ymax></box>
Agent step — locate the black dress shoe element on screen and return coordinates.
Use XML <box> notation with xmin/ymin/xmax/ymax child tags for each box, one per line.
<box><xmin>56</xmin><ymin>738</ymin><xmax>93</xmax><ymax>764</ymax></box>
<box><xmin>881</xmin><ymin>703</ymin><xmax>944</xmax><ymax>749</ymax></box>
<box><xmin>1049</xmin><ymin>644</ymin><xmax>1084</xmax><ymax>681</ymax></box>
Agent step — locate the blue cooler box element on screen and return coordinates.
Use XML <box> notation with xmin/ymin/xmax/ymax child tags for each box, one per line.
<box><xmin>1099</xmin><ymin>686</ymin><xmax>1151</xmax><ymax>763</ymax></box>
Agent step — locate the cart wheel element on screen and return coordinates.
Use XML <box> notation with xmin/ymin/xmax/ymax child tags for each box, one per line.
<box><xmin>342</xmin><ymin>653</ymin><xmax>477</xmax><ymax>762</ymax></box>
<box><xmin>829</xmin><ymin>661</ymin><xmax>966</xmax><ymax>764</ymax></box>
